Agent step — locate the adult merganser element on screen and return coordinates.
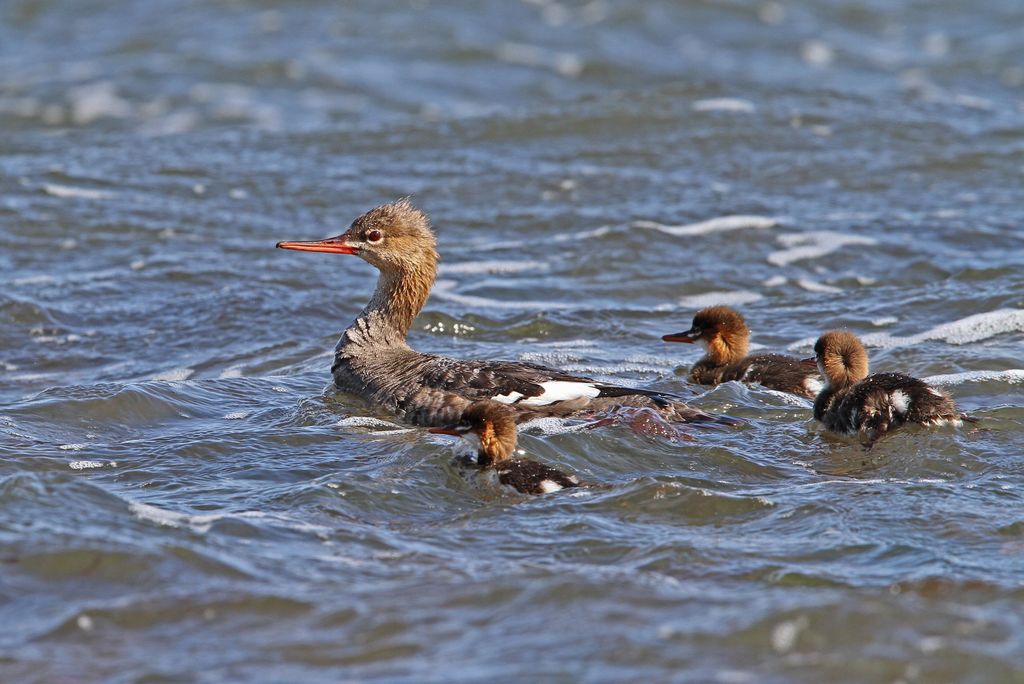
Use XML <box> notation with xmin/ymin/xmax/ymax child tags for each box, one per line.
<box><xmin>429</xmin><ymin>401</ymin><xmax>580</xmax><ymax>495</ymax></box>
<box><xmin>663</xmin><ymin>306</ymin><xmax>823</xmax><ymax>398</ymax></box>
<box><xmin>805</xmin><ymin>330</ymin><xmax>966</xmax><ymax>445</ymax></box>
<box><xmin>278</xmin><ymin>199</ymin><xmax>732</xmax><ymax>427</ymax></box>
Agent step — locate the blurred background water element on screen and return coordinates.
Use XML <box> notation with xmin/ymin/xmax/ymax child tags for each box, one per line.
<box><xmin>1</xmin><ymin>0</ymin><xmax>1023</xmax><ymax>681</ymax></box>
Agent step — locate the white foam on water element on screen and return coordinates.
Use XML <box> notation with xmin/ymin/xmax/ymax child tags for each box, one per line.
<box><xmin>10</xmin><ymin>371</ymin><xmax>58</xmax><ymax>383</ymax></box>
<box><xmin>129</xmin><ymin>501</ymin><xmax>203</xmax><ymax>531</ymax></box>
<box><xmin>152</xmin><ymin>367</ymin><xmax>194</xmax><ymax>382</ymax></box>
<box><xmin>59</xmin><ymin>443</ymin><xmax>85</xmax><ymax>451</ymax></box>
<box><xmin>633</xmin><ymin>214</ymin><xmax>777</xmax><ymax>237</ymax></box>
<box><xmin>518</xmin><ymin>416</ymin><xmax>593</xmax><ymax>435</ymax></box>
<box><xmin>438</xmin><ymin>260</ymin><xmax>548</xmax><ymax>275</ymax></box>
<box><xmin>786</xmin><ymin>336</ymin><xmax>817</xmax><ymax>351</ymax></box>
<box><xmin>495</xmin><ymin>42</ymin><xmax>583</xmax><ymax>77</ymax></box>
<box><xmin>518</xmin><ymin>351</ymin><xmax>582</xmax><ymax>367</ymax></box>
<box><xmin>560</xmin><ymin>363</ymin><xmax>666</xmax><ymax>379</ymax></box>
<box><xmin>622</xmin><ymin>353</ymin><xmax>677</xmax><ymax>368</ymax></box>
<box><xmin>336</xmin><ymin>416</ymin><xmax>415</xmax><ymax>433</ymax></box>
<box><xmin>566</xmin><ymin>225</ymin><xmax>615</xmax><ymax>241</ymax></box>
<box><xmin>11</xmin><ymin>274</ymin><xmax>57</xmax><ymax>285</ymax></box>
<box><xmin>691</xmin><ymin>98</ymin><xmax>756</xmax><ymax>113</ymax></box>
<box><xmin>872</xmin><ymin>316</ymin><xmax>898</xmax><ymax>326</ymax></box>
<box><xmin>43</xmin><ymin>184</ymin><xmax>114</xmax><ymax>200</ymax></box>
<box><xmin>468</xmin><ymin>224</ymin><xmax>614</xmax><ymax>253</ymax></box>
<box><xmin>771</xmin><ymin>616</ymin><xmax>809</xmax><ymax>654</ymax></box>
<box><xmin>432</xmin><ymin>279</ymin><xmax>571</xmax><ymax>310</ymax></box>
<box><xmin>68</xmin><ymin>81</ymin><xmax>133</xmax><ymax>123</ymax></box>
<box><xmin>129</xmin><ymin>502</ymin><xmax>330</xmax><ymax>536</ymax></box>
<box><xmin>954</xmin><ymin>93</ymin><xmax>995</xmax><ymax>111</ymax></box>
<box><xmin>222</xmin><ymin>411</ymin><xmax>249</xmax><ymax>420</ymax></box>
<box><xmin>861</xmin><ymin>309</ymin><xmax>1024</xmax><ymax>348</ymax></box>
<box><xmin>219</xmin><ymin>367</ymin><xmax>244</xmax><ymax>378</ymax></box>
<box><xmin>768</xmin><ymin>231</ymin><xmax>876</xmax><ymax>266</ymax></box>
<box><xmin>922</xmin><ymin>369</ymin><xmax>1024</xmax><ymax>386</ymax></box>
<box><xmin>763</xmin><ymin>275</ymin><xmax>787</xmax><ymax>287</ymax></box>
<box><xmin>531</xmin><ymin>338</ymin><xmax>598</xmax><ymax>349</ymax></box>
<box><xmin>761</xmin><ymin>389</ymin><xmax>814</xmax><ymax>407</ymax></box>
<box><xmin>801</xmin><ymin>39</ymin><xmax>835</xmax><ymax>67</ymax></box>
<box><xmin>795</xmin><ymin>278</ymin><xmax>842</xmax><ymax>294</ymax></box>
<box><xmin>787</xmin><ymin>310</ymin><xmax>1024</xmax><ymax>352</ymax></box>
<box><xmin>69</xmin><ymin>460</ymin><xmax>107</xmax><ymax>470</ymax></box>
<box><xmin>423</xmin><ymin>320</ymin><xmax>476</xmax><ymax>335</ymax></box>
<box><xmin>676</xmin><ymin>290</ymin><xmax>763</xmax><ymax>309</ymax></box>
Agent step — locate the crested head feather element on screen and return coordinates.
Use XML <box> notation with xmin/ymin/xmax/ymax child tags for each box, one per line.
<box><xmin>348</xmin><ymin>198</ymin><xmax>437</xmax><ymax>268</ymax></box>
<box><xmin>814</xmin><ymin>330</ymin><xmax>869</xmax><ymax>386</ymax></box>
<box><xmin>460</xmin><ymin>400</ymin><xmax>518</xmax><ymax>465</ymax></box>
<box><xmin>692</xmin><ymin>305</ymin><xmax>750</xmax><ymax>363</ymax></box>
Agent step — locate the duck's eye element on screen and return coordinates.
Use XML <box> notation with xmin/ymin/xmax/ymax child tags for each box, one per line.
<box><xmin>366</xmin><ymin>229</ymin><xmax>383</xmax><ymax>243</ymax></box>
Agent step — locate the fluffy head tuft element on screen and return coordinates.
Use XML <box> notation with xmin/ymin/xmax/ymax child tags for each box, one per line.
<box><xmin>458</xmin><ymin>400</ymin><xmax>518</xmax><ymax>465</ymax></box>
<box><xmin>691</xmin><ymin>306</ymin><xmax>750</xmax><ymax>363</ymax></box>
<box><xmin>814</xmin><ymin>330</ymin><xmax>869</xmax><ymax>387</ymax></box>
<box><xmin>344</xmin><ymin>198</ymin><xmax>438</xmax><ymax>273</ymax></box>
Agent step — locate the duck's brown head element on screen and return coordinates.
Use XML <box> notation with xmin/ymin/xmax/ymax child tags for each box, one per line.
<box><xmin>662</xmin><ymin>305</ymin><xmax>750</xmax><ymax>364</ymax></box>
<box><xmin>429</xmin><ymin>400</ymin><xmax>517</xmax><ymax>467</ymax></box>
<box><xmin>810</xmin><ymin>330</ymin><xmax>869</xmax><ymax>387</ymax></box>
<box><xmin>277</xmin><ymin>198</ymin><xmax>438</xmax><ymax>276</ymax></box>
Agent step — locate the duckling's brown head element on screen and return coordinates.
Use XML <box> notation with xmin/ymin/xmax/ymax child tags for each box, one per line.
<box><xmin>277</xmin><ymin>198</ymin><xmax>438</xmax><ymax>275</ymax></box>
<box><xmin>813</xmin><ymin>330</ymin><xmax>869</xmax><ymax>387</ymax></box>
<box><xmin>662</xmin><ymin>305</ymin><xmax>750</xmax><ymax>363</ymax></box>
<box><xmin>429</xmin><ymin>400</ymin><xmax>517</xmax><ymax>467</ymax></box>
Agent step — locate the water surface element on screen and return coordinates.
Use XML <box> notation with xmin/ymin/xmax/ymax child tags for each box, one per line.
<box><xmin>2</xmin><ymin>0</ymin><xmax>1024</xmax><ymax>681</ymax></box>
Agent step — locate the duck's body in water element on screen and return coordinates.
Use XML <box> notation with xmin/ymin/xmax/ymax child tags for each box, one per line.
<box><xmin>806</xmin><ymin>331</ymin><xmax>969</xmax><ymax>446</ymax></box>
<box><xmin>664</xmin><ymin>306</ymin><xmax>822</xmax><ymax>398</ymax></box>
<box><xmin>430</xmin><ymin>401</ymin><xmax>580</xmax><ymax>495</ymax></box>
<box><xmin>278</xmin><ymin>199</ymin><xmax>733</xmax><ymax>427</ymax></box>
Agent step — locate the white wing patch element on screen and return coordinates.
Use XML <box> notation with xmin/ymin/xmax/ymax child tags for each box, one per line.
<box><xmin>803</xmin><ymin>377</ymin><xmax>824</xmax><ymax>395</ymax></box>
<box><xmin>539</xmin><ymin>479</ymin><xmax>564</xmax><ymax>493</ymax></box>
<box><xmin>890</xmin><ymin>390</ymin><xmax>911</xmax><ymax>415</ymax></box>
<box><xmin>507</xmin><ymin>381</ymin><xmax>601</xmax><ymax>407</ymax></box>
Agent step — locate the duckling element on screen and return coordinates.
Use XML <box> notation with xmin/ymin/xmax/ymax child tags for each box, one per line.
<box><xmin>806</xmin><ymin>330</ymin><xmax>966</xmax><ymax>445</ymax></box>
<box><xmin>429</xmin><ymin>400</ymin><xmax>580</xmax><ymax>495</ymax></box>
<box><xmin>663</xmin><ymin>306</ymin><xmax>823</xmax><ymax>398</ymax></box>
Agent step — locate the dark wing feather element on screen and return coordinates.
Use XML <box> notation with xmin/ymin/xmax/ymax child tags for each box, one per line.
<box><xmin>740</xmin><ymin>353</ymin><xmax>821</xmax><ymax>398</ymax></box>
<box><xmin>419</xmin><ymin>356</ymin><xmax>595</xmax><ymax>401</ymax></box>
<box><xmin>495</xmin><ymin>459</ymin><xmax>579</xmax><ymax>495</ymax></box>
<box><xmin>826</xmin><ymin>372</ymin><xmax>960</xmax><ymax>443</ymax></box>
<box><xmin>414</xmin><ymin>355</ymin><xmax>730</xmax><ymax>424</ymax></box>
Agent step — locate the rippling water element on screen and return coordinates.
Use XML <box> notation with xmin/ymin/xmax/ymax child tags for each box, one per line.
<box><xmin>2</xmin><ymin>0</ymin><xmax>1024</xmax><ymax>681</ymax></box>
